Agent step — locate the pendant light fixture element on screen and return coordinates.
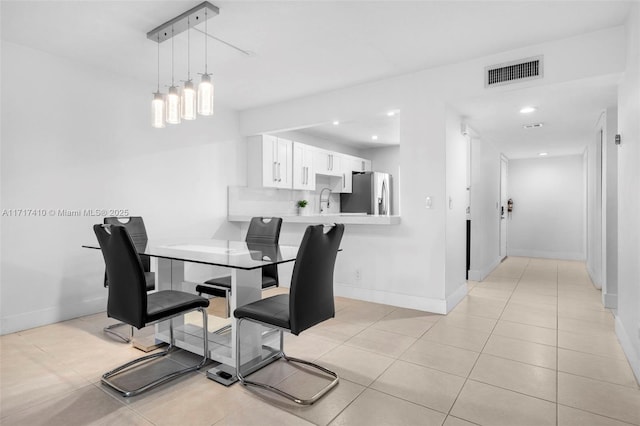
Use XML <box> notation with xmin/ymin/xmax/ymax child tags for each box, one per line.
<box><xmin>197</xmin><ymin>7</ymin><xmax>214</xmax><ymax>116</ymax></box>
<box><xmin>166</xmin><ymin>25</ymin><xmax>181</xmax><ymax>124</ymax></box>
<box><xmin>147</xmin><ymin>2</ymin><xmax>220</xmax><ymax>128</ymax></box>
<box><xmin>181</xmin><ymin>16</ymin><xmax>196</xmax><ymax>120</ymax></box>
<box><xmin>151</xmin><ymin>33</ymin><xmax>165</xmax><ymax>128</ymax></box>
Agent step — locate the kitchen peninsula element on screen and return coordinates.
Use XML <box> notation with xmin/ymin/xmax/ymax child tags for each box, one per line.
<box><xmin>228</xmin><ymin>185</ymin><xmax>400</xmax><ymax>226</ymax></box>
<box><xmin>228</xmin><ymin>213</ymin><xmax>400</xmax><ymax>225</ymax></box>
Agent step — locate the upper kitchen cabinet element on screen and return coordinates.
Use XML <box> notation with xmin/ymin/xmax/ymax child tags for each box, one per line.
<box><xmin>248</xmin><ymin>135</ymin><xmax>293</xmax><ymax>189</ymax></box>
<box><xmin>313</xmin><ymin>149</ymin><xmax>342</xmax><ymax>177</ymax></box>
<box><xmin>353</xmin><ymin>157</ymin><xmax>372</xmax><ymax>173</ymax></box>
<box><xmin>292</xmin><ymin>142</ymin><xmax>316</xmax><ymax>190</ymax></box>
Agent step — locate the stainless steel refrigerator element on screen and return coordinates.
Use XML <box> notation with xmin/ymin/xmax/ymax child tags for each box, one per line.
<box><xmin>340</xmin><ymin>172</ymin><xmax>391</xmax><ymax>215</ymax></box>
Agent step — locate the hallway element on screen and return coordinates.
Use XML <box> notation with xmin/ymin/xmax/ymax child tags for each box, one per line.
<box><xmin>452</xmin><ymin>256</ymin><xmax>639</xmax><ymax>425</ymax></box>
<box><xmin>1</xmin><ymin>257</ymin><xmax>638</xmax><ymax>425</ymax></box>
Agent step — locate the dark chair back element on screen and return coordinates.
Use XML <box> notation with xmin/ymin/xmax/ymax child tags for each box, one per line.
<box><xmin>94</xmin><ymin>224</ymin><xmax>147</xmax><ymax>329</ymax></box>
<box><xmin>104</xmin><ymin>217</ymin><xmax>151</xmax><ymax>272</ymax></box>
<box><xmin>246</xmin><ymin>217</ymin><xmax>283</xmax><ymax>285</ymax></box>
<box><xmin>289</xmin><ymin>224</ymin><xmax>344</xmax><ymax>335</ymax></box>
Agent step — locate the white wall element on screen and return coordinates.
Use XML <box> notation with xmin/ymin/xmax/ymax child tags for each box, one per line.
<box><xmin>445</xmin><ymin>110</ymin><xmax>468</xmax><ymax>308</ymax></box>
<box><xmin>615</xmin><ymin>2</ymin><xmax>640</xmax><ymax>383</ymax></box>
<box><xmin>239</xmin><ymin>28</ymin><xmax>625</xmax><ymax>313</ymax></box>
<box><xmin>469</xmin><ymin>137</ymin><xmax>502</xmax><ymax>280</ymax></box>
<box><xmin>0</xmin><ymin>41</ymin><xmax>244</xmax><ymax>334</ymax></box>
<box><xmin>593</xmin><ymin>108</ymin><xmax>619</xmax><ymax>307</ymax></box>
<box><xmin>507</xmin><ymin>155</ymin><xmax>585</xmax><ymax>260</ymax></box>
<box><xmin>586</xmin><ymin>120</ymin><xmax>604</xmax><ymax>287</ymax></box>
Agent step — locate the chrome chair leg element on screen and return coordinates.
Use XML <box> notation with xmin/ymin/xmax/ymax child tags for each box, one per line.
<box><xmin>103</xmin><ymin>322</ymin><xmax>133</xmax><ymax>343</ymax></box>
<box><xmin>101</xmin><ymin>308</ymin><xmax>209</xmax><ymax>397</ymax></box>
<box><xmin>235</xmin><ymin>318</ymin><xmax>339</xmax><ymax>405</ymax></box>
<box><xmin>198</xmin><ymin>286</ymin><xmax>232</xmax><ymax>334</ymax></box>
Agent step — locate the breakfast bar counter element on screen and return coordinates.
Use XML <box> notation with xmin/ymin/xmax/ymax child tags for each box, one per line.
<box><xmin>228</xmin><ymin>214</ymin><xmax>401</xmax><ymax>225</ymax></box>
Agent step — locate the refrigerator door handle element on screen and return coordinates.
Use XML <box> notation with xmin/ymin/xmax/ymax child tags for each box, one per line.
<box><xmin>380</xmin><ymin>178</ymin><xmax>388</xmax><ymax>215</ymax></box>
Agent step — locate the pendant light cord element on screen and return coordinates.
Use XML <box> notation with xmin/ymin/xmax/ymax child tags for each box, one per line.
<box><xmin>156</xmin><ymin>34</ymin><xmax>160</xmax><ymax>92</ymax></box>
<box><xmin>204</xmin><ymin>8</ymin><xmax>208</xmax><ymax>75</ymax></box>
<box><xmin>171</xmin><ymin>25</ymin><xmax>175</xmax><ymax>86</ymax></box>
<box><xmin>187</xmin><ymin>16</ymin><xmax>191</xmax><ymax>80</ymax></box>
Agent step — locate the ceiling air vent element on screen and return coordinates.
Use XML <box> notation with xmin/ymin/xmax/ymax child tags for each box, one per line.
<box><xmin>485</xmin><ymin>56</ymin><xmax>543</xmax><ymax>87</ymax></box>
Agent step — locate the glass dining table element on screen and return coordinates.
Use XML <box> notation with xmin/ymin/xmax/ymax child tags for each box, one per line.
<box><xmin>83</xmin><ymin>238</ymin><xmax>299</xmax><ymax>385</ymax></box>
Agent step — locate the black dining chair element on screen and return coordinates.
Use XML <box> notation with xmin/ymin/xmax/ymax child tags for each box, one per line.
<box><xmin>94</xmin><ymin>223</ymin><xmax>210</xmax><ymax>397</ymax></box>
<box><xmin>102</xmin><ymin>217</ymin><xmax>155</xmax><ymax>343</ymax></box>
<box><xmin>195</xmin><ymin>217</ymin><xmax>283</xmax><ymax>317</ymax></box>
<box><xmin>234</xmin><ymin>223</ymin><xmax>344</xmax><ymax>405</ymax></box>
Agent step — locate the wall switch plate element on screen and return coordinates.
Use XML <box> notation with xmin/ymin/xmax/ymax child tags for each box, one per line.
<box><xmin>355</xmin><ymin>268</ymin><xmax>362</xmax><ymax>281</ymax></box>
<box><xmin>426</xmin><ymin>196</ymin><xmax>432</xmax><ymax>209</ymax></box>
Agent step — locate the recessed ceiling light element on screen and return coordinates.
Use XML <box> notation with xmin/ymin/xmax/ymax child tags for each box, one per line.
<box><xmin>539</xmin><ymin>152</ymin><xmax>548</xmax><ymax>156</ymax></box>
<box><xmin>523</xmin><ymin>122</ymin><xmax>544</xmax><ymax>129</ymax></box>
<box><xmin>387</xmin><ymin>111</ymin><xmax>396</xmax><ymax>117</ymax></box>
<box><xmin>332</xmin><ymin>120</ymin><xmax>340</xmax><ymax>126</ymax></box>
<box><xmin>520</xmin><ymin>106</ymin><xmax>537</xmax><ymax>114</ymax></box>
<box><xmin>371</xmin><ymin>135</ymin><xmax>378</xmax><ymax>140</ymax></box>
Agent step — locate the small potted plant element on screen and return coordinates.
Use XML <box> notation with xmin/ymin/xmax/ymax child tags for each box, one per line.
<box><xmin>297</xmin><ymin>199</ymin><xmax>308</xmax><ymax>216</ymax></box>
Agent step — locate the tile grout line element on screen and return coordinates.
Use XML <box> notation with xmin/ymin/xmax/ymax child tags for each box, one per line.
<box><xmin>443</xmin><ymin>257</ymin><xmax>530</xmax><ymax>422</ymax></box>
<box><xmin>324</xmin><ymin>302</ymin><xmax>449</xmax><ymax>424</ymax></box>
<box><xmin>556</xmin><ymin>262</ymin><xmax>559</xmax><ymax>426</ymax></box>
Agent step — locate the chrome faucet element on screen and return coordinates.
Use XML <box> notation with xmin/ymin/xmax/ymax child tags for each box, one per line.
<box><xmin>319</xmin><ymin>187</ymin><xmax>332</xmax><ymax>213</ymax></box>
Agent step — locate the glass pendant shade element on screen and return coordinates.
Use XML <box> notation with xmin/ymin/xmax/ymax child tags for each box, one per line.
<box><xmin>181</xmin><ymin>80</ymin><xmax>197</xmax><ymax>120</ymax></box>
<box><xmin>197</xmin><ymin>73</ymin><xmax>214</xmax><ymax>116</ymax></box>
<box><xmin>151</xmin><ymin>92</ymin><xmax>166</xmax><ymax>128</ymax></box>
<box><xmin>166</xmin><ymin>85</ymin><xmax>181</xmax><ymax>124</ymax></box>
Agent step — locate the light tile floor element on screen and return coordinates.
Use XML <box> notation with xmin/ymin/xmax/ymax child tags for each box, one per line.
<box><xmin>1</xmin><ymin>257</ymin><xmax>639</xmax><ymax>425</ymax></box>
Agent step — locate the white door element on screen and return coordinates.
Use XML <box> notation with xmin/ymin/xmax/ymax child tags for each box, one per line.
<box><xmin>499</xmin><ymin>157</ymin><xmax>508</xmax><ymax>258</ymax></box>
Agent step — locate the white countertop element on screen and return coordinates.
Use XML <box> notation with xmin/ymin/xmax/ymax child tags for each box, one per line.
<box><xmin>228</xmin><ymin>214</ymin><xmax>401</xmax><ymax>225</ymax></box>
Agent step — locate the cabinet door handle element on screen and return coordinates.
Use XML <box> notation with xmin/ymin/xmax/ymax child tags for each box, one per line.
<box><xmin>273</xmin><ymin>162</ymin><xmax>277</xmax><ymax>182</ymax></box>
<box><xmin>306</xmin><ymin>167</ymin><xmax>309</xmax><ymax>185</ymax></box>
<box><xmin>331</xmin><ymin>155</ymin><xmax>333</xmax><ymax>170</ymax></box>
<box><xmin>343</xmin><ymin>173</ymin><xmax>346</xmax><ymax>188</ymax></box>
<box><xmin>278</xmin><ymin>162</ymin><xmax>282</xmax><ymax>182</ymax></box>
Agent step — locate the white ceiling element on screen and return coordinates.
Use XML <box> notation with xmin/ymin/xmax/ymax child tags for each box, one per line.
<box><xmin>0</xmin><ymin>1</ymin><xmax>631</xmax><ymax>155</ymax></box>
<box><xmin>452</xmin><ymin>75</ymin><xmax>619</xmax><ymax>159</ymax></box>
<box><xmin>296</xmin><ymin>111</ymin><xmax>401</xmax><ymax>149</ymax></box>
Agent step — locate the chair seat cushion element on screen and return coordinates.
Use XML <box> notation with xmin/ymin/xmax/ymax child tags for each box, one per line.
<box><xmin>204</xmin><ymin>275</ymin><xmax>232</xmax><ymax>287</ymax></box>
<box><xmin>205</xmin><ymin>275</ymin><xmax>277</xmax><ymax>290</ymax></box>
<box><xmin>144</xmin><ymin>272</ymin><xmax>155</xmax><ymax>292</ymax></box>
<box><xmin>234</xmin><ymin>294</ymin><xmax>290</xmax><ymax>330</ymax></box>
<box><xmin>146</xmin><ymin>290</ymin><xmax>209</xmax><ymax>324</ymax></box>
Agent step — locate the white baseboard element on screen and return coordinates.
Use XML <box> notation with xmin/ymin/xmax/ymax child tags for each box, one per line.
<box><xmin>586</xmin><ymin>264</ymin><xmax>603</xmax><ymax>290</ymax></box>
<box><xmin>334</xmin><ymin>282</ymin><xmax>447</xmax><ymax>314</ymax></box>
<box><xmin>0</xmin><ymin>296</ymin><xmax>107</xmax><ymax>335</ymax></box>
<box><xmin>469</xmin><ymin>256</ymin><xmax>502</xmax><ymax>281</ymax></box>
<box><xmin>507</xmin><ymin>249</ymin><xmax>585</xmax><ymax>261</ymax></box>
<box><xmin>615</xmin><ymin>316</ymin><xmax>640</xmax><ymax>385</ymax></box>
<box><xmin>446</xmin><ymin>283</ymin><xmax>468</xmax><ymax>313</ymax></box>
<box><xmin>603</xmin><ymin>292</ymin><xmax>618</xmax><ymax>309</ymax></box>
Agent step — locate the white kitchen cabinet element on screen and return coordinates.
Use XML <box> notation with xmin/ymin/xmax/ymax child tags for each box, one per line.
<box><xmin>313</xmin><ymin>149</ymin><xmax>342</xmax><ymax>177</ymax></box>
<box><xmin>247</xmin><ymin>135</ymin><xmax>292</xmax><ymax>189</ymax></box>
<box><xmin>353</xmin><ymin>158</ymin><xmax>372</xmax><ymax>172</ymax></box>
<box><xmin>293</xmin><ymin>142</ymin><xmax>315</xmax><ymax>190</ymax></box>
<box><xmin>249</xmin><ymin>135</ymin><xmax>372</xmax><ymax>193</ymax></box>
